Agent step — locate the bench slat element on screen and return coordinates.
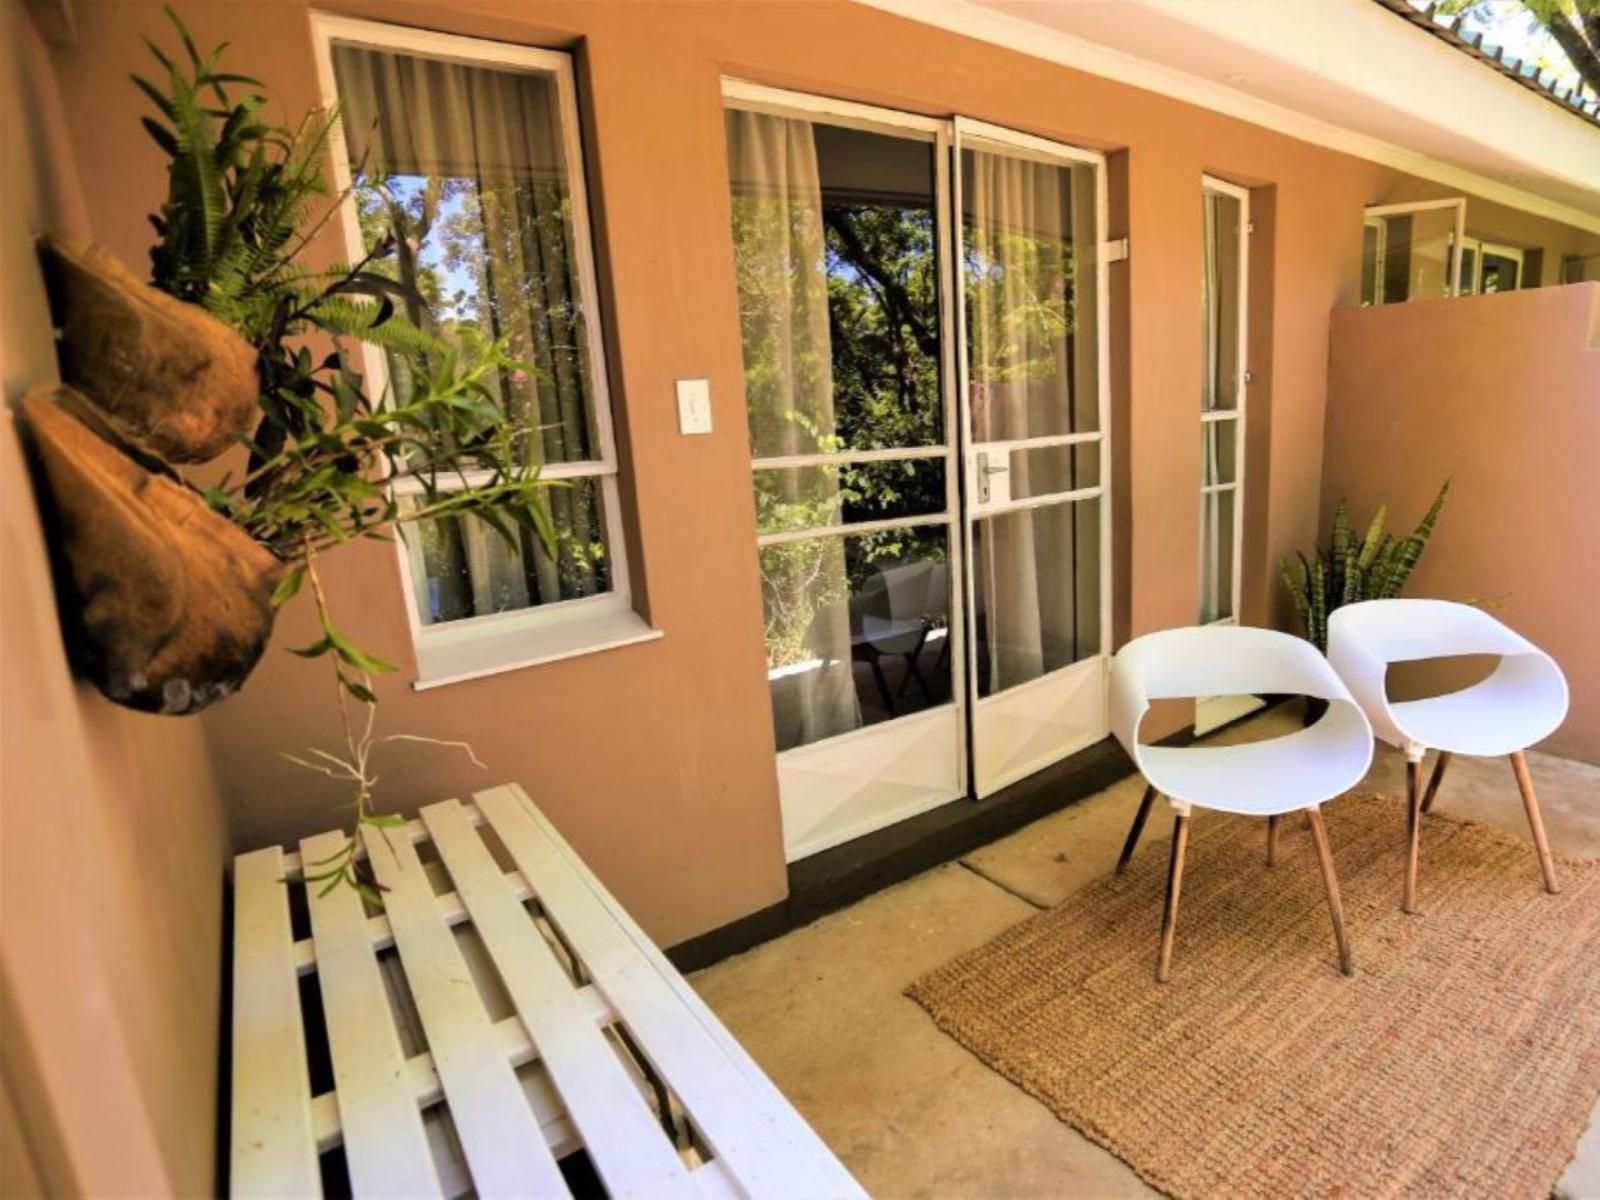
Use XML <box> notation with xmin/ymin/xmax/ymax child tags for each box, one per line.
<box><xmin>421</xmin><ymin>799</ymin><xmax>698</xmax><ymax>1199</ymax></box>
<box><xmin>361</xmin><ymin>824</ymin><xmax>569</xmax><ymax>1198</ymax></box>
<box><xmin>301</xmin><ymin>830</ymin><xmax>439</xmax><ymax>1196</ymax></box>
<box><xmin>476</xmin><ymin>785</ymin><xmax>866</xmax><ymax>1199</ymax></box>
<box><xmin>231</xmin><ymin>846</ymin><xmax>322</xmax><ymax>1198</ymax></box>
<box><xmin>291</xmin><ymin>868</ymin><xmax>534</xmax><ymax>975</ymax></box>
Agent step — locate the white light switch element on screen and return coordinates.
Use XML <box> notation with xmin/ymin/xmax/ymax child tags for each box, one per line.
<box><xmin>676</xmin><ymin>378</ymin><xmax>713</xmax><ymax>435</ymax></box>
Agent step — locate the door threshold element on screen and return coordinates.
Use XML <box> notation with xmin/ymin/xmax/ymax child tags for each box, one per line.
<box><xmin>669</xmin><ymin>734</ymin><xmax>1132</xmax><ymax>972</ymax></box>
<box><xmin>668</xmin><ymin>696</ymin><xmax>1293</xmax><ymax>972</ymax></box>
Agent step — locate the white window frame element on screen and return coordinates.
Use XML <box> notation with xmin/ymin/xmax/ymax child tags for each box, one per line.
<box><xmin>952</xmin><ymin>116</ymin><xmax>1113</xmax><ymax>798</ymax></box>
<box><xmin>1196</xmin><ymin>174</ymin><xmax>1260</xmax><ymax>735</ymax></box>
<box><xmin>1458</xmin><ymin>237</ymin><xmax>1524</xmax><ymax>294</ymax></box>
<box><xmin>1363</xmin><ymin>197</ymin><xmax>1467</xmax><ymax>301</ymax></box>
<box><xmin>1199</xmin><ymin>174</ymin><xmax>1249</xmax><ymax>629</ymax></box>
<box><xmin>1361</xmin><ymin>215</ymin><xmax>1387</xmax><ymax>306</ymax></box>
<box><xmin>310</xmin><ymin>15</ymin><xmax>657</xmax><ymax>689</ymax></box>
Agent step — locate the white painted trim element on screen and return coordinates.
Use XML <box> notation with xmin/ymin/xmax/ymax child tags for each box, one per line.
<box><xmin>1364</xmin><ymin>198</ymin><xmax>1469</xmax><ymax>217</ymax></box>
<box><xmin>955</xmin><ymin>115</ymin><xmax>1105</xmax><ymax>167</ymax></box>
<box><xmin>722</xmin><ymin>77</ymin><xmax>943</xmax><ymax>138</ymax></box>
<box><xmin>753</xmin><ymin>512</ymin><xmax>951</xmax><ymax>548</ymax></box>
<box><xmin>309</xmin><ymin>14</ymin><xmax>639</xmax><ymax>682</ymax></box>
<box><xmin>973</xmin><ymin>484</ymin><xmax>1105</xmax><ymax>518</ymax></box>
<box><xmin>954</xmin><ymin>117</ymin><xmax>1113</xmax><ymax>798</ymax></box>
<box><xmin>934</xmin><ymin>116</ymin><xmax>972</xmax><ymax>801</ymax></box>
<box><xmin>775</xmin><ymin>706</ymin><xmax>965</xmax><ymax>862</ymax></box>
<box><xmin>749</xmin><ymin>446</ymin><xmax>947</xmax><ymax>470</ymax></box>
<box><xmin>1364</xmin><ymin>197</ymin><xmax>1467</xmax><ymax>299</ymax></box>
<box><xmin>852</xmin><ymin>0</ymin><xmax>1600</xmax><ymax>235</ymax></box>
<box><xmin>971</xmin><ymin>430</ymin><xmax>1103</xmax><ymax>455</ymax></box>
<box><xmin>1459</xmin><ymin>237</ymin><xmax>1526</xmax><ymax>293</ymax></box>
<box><xmin>727</xmin><ymin>85</ymin><xmax>971</xmax><ymax>853</ymax></box>
<box><xmin>388</xmin><ymin>460</ymin><xmax>613</xmax><ymax>495</ymax></box>
<box><xmin>1201</xmin><ymin>174</ymin><xmax>1248</xmax><ymax>627</ymax></box>
<box><xmin>410</xmin><ymin>605</ymin><xmax>663</xmax><ymax>691</ymax></box>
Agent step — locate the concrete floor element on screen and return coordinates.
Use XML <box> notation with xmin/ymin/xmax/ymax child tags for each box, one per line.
<box><xmin>691</xmin><ymin>706</ymin><xmax>1600</xmax><ymax>1199</ymax></box>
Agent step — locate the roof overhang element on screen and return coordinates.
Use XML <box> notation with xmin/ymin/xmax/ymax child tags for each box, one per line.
<box><xmin>856</xmin><ymin>0</ymin><xmax>1600</xmax><ymax>234</ymax></box>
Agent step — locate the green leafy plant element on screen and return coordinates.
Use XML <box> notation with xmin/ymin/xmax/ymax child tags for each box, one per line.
<box><xmin>131</xmin><ymin>8</ymin><xmax>560</xmax><ymax>891</ymax></box>
<box><xmin>1280</xmin><ymin>481</ymin><xmax>1450</xmax><ymax>651</ymax></box>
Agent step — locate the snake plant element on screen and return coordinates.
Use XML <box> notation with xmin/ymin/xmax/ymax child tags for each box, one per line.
<box><xmin>1281</xmin><ymin>481</ymin><xmax>1450</xmax><ymax>651</ymax></box>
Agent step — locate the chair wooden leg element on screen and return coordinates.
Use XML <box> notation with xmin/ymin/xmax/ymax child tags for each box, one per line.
<box><xmin>1155</xmin><ymin>812</ymin><xmax>1191</xmax><ymax>983</ymax></box>
<box><xmin>1116</xmin><ymin>784</ymin><xmax>1157</xmax><ymax>875</ymax></box>
<box><xmin>1305</xmin><ymin>807</ymin><xmax>1355</xmax><ymax>977</ymax></box>
<box><xmin>1510</xmin><ymin>751</ymin><xmax>1560</xmax><ymax>895</ymax></box>
<box><xmin>1404</xmin><ymin>756</ymin><xmax>1424</xmax><ymax>914</ymax></box>
<box><xmin>1266</xmin><ymin>814</ymin><xmax>1281</xmax><ymax>866</ymax></box>
<box><xmin>1420</xmin><ymin>751</ymin><xmax>1452</xmax><ymax>815</ymax></box>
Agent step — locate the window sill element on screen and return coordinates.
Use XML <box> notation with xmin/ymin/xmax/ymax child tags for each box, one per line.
<box><xmin>410</xmin><ymin>603</ymin><xmax>662</xmax><ymax>691</ymax></box>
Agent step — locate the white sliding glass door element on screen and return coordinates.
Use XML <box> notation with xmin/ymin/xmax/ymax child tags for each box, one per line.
<box><xmin>956</xmin><ymin>120</ymin><xmax>1110</xmax><ymax>799</ymax></box>
<box><xmin>1195</xmin><ymin>175</ymin><xmax>1261</xmax><ymax>735</ymax></box>
<box><xmin>724</xmin><ymin>89</ymin><xmax>1112</xmax><ymax>856</ymax></box>
<box><xmin>724</xmin><ymin>87</ymin><xmax>965</xmax><ymax>861</ymax></box>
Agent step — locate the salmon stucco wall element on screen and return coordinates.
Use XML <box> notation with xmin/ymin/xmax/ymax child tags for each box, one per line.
<box><xmin>39</xmin><ymin>0</ymin><xmax>1600</xmax><ymax>947</ymax></box>
<box><xmin>1322</xmin><ymin>283</ymin><xmax>1600</xmax><ymax>765</ymax></box>
<box><xmin>1</xmin><ymin>2</ymin><xmax>230</xmax><ymax>1193</ymax></box>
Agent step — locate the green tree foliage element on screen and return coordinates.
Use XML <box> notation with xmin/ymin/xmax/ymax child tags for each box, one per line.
<box><xmin>1438</xmin><ymin>0</ymin><xmax>1600</xmax><ymax>100</ymax></box>
<box><xmin>735</xmin><ymin>171</ymin><xmax>1084</xmax><ymax>668</ymax></box>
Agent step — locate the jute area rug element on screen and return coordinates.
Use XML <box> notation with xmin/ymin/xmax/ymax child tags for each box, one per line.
<box><xmin>907</xmin><ymin>791</ymin><xmax>1600</xmax><ymax>1199</ymax></box>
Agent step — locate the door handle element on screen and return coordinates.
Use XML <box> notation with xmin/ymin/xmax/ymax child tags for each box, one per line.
<box><xmin>976</xmin><ymin>452</ymin><xmax>1009</xmax><ymax>503</ymax></box>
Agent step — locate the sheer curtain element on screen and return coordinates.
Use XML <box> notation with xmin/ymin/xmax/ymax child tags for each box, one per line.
<box><xmin>332</xmin><ymin>46</ymin><xmax>605</xmax><ymax>624</ymax></box>
<box><xmin>726</xmin><ymin>109</ymin><xmax>861</xmax><ymax>749</ymax></box>
<box><xmin>966</xmin><ymin>149</ymin><xmax>1079</xmax><ymax>692</ymax></box>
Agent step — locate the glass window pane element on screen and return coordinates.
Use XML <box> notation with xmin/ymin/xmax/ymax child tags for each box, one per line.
<box><xmin>726</xmin><ymin>112</ymin><xmax>943</xmax><ymax>460</ymax></box>
<box><xmin>763</xmin><ymin>526</ymin><xmax>953</xmax><ymax>752</ymax></box>
<box><xmin>1372</xmin><ymin>206</ymin><xmax>1460</xmax><ymax>303</ymax></box>
<box><xmin>972</xmin><ymin>497</ymin><xmax>1100</xmax><ymax>698</ymax></box>
<box><xmin>1480</xmin><ymin>250</ymin><xmax>1520</xmax><ymax>293</ymax></box>
<box><xmin>962</xmin><ymin>149</ymin><xmax>1100</xmax><ymax>440</ymax></box>
<box><xmin>1004</xmin><ymin>441</ymin><xmax>1100</xmax><ymax>501</ymax></box>
<box><xmin>1199</xmin><ymin>487</ymin><xmax>1236</xmax><ymax>624</ymax></box>
<box><xmin>331</xmin><ymin>44</ymin><xmax>602</xmax><ymax>465</ymax></box>
<box><xmin>1202</xmin><ymin>420</ymin><xmax>1238</xmax><ymax>487</ymax></box>
<box><xmin>400</xmin><ymin>479</ymin><xmax>611</xmax><ymax>626</ymax></box>
<box><xmin>1361</xmin><ymin>222</ymin><xmax>1383</xmax><ymax>306</ymax></box>
<box><xmin>753</xmin><ymin>458</ymin><xmax>947</xmax><ymax>535</ymax></box>
<box><xmin>1202</xmin><ymin>189</ymin><xmax>1243</xmax><ymax>411</ymax></box>
<box><xmin>1457</xmin><ymin>244</ymin><xmax>1479</xmax><ymax>295</ymax></box>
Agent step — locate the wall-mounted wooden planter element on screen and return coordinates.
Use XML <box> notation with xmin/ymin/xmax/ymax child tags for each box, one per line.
<box><xmin>21</xmin><ymin>390</ymin><xmax>283</xmax><ymax>714</ymax></box>
<box><xmin>20</xmin><ymin>233</ymin><xmax>287</xmax><ymax>715</ymax></box>
<box><xmin>39</xmin><ymin>232</ymin><xmax>260</xmax><ymax>463</ymax></box>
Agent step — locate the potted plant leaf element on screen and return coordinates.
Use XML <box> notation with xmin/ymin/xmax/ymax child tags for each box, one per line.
<box><xmin>21</xmin><ymin>8</ymin><xmax>561</xmax><ymax>896</ymax></box>
<box><xmin>1280</xmin><ymin>481</ymin><xmax>1449</xmax><ymax>721</ymax></box>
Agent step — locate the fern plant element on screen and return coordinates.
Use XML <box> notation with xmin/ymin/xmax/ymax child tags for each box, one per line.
<box><xmin>1280</xmin><ymin>481</ymin><xmax>1450</xmax><ymax>651</ymax></box>
<box><xmin>125</xmin><ymin>7</ymin><xmax>565</xmax><ymax>892</ymax></box>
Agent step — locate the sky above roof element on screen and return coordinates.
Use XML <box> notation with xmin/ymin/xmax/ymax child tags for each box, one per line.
<box><xmin>1446</xmin><ymin>1</ymin><xmax>1594</xmax><ymax>97</ymax></box>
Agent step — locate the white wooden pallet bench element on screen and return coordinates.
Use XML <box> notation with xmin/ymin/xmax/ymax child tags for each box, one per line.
<box><xmin>231</xmin><ymin>782</ymin><xmax>865</xmax><ymax>1199</ymax></box>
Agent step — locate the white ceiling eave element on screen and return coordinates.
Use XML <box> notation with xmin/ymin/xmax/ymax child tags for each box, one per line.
<box><xmin>856</xmin><ymin>0</ymin><xmax>1600</xmax><ymax>234</ymax></box>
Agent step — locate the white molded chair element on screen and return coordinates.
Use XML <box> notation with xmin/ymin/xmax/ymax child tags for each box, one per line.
<box><xmin>1111</xmin><ymin>626</ymin><xmax>1374</xmax><ymax>981</ymax></box>
<box><xmin>1327</xmin><ymin>599</ymin><xmax>1568</xmax><ymax>912</ymax></box>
